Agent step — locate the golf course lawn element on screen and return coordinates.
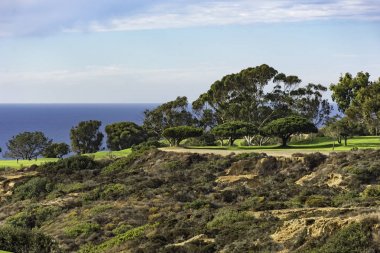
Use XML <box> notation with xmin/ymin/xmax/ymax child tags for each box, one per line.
<box><xmin>0</xmin><ymin>149</ymin><xmax>132</xmax><ymax>169</ymax></box>
<box><xmin>188</xmin><ymin>136</ymin><xmax>380</xmax><ymax>152</ymax></box>
<box><xmin>1</xmin><ymin>136</ymin><xmax>379</xmax><ymax>169</ymax></box>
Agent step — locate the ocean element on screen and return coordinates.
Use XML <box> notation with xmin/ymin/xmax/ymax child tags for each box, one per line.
<box><xmin>0</xmin><ymin>104</ymin><xmax>158</xmax><ymax>154</ymax></box>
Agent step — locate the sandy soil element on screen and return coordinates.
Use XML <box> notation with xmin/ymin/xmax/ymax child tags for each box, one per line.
<box><xmin>159</xmin><ymin>147</ymin><xmax>331</xmax><ymax>157</ymax></box>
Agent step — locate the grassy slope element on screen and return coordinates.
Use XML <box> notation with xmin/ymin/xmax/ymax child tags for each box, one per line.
<box><xmin>188</xmin><ymin>136</ymin><xmax>380</xmax><ymax>152</ymax></box>
<box><xmin>1</xmin><ymin>149</ymin><xmax>379</xmax><ymax>252</ymax></box>
<box><xmin>0</xmin><ymin>149</ymin><xmax>132</xmax><ymax>169</ymax></box>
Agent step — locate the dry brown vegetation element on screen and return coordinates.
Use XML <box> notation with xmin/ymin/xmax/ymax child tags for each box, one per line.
<box><xmin>0</xmin><ymin>148</ymin><xmax>379</xmax><ymax>252</ymax></box>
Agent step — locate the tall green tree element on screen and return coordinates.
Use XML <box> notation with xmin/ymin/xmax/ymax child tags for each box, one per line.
<box><xmin>5</xmin><ymin>131</ymin><xmax>52</xmax><ymax>160</ymax></box>
<box><xmin>261</xmin><ymin>116</ymin><xmax>318</xmax><ymax>147</ymax></box>
<box><xmin>143</xmin><ymin>96</ymin><xmax>195</xmax><ymax>137</ymax></box>
<box><xmin>105</xmin><ymin>122</ymin><xmax>147</xmax><ymax>150</ymax></box>
<box><xmin>330</xmin><ymin>72</ymin><xmax>380</xmax><ymax>135</ymax></box>
<box><xmin>211</xmin><ymin>121</ymin><xmax>257</xmax><ymax>146</ymax></box>
<box><xmin>70</xmin><ymin>120</ymin><xmax>103</xmax><ymax>154</ymax></box>
<box><xmin>192</xmin><ymin>64</ymin><xmax>279</xmax><ymax>125</ymax></box>
<box><xmin>193</xmin><ymin>64</ymin><xmax>330</xmax><ymax>143</ymax></box>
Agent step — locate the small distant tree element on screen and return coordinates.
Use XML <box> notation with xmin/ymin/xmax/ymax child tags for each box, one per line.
<box><xmin>324</xmin><ymin>117</ymin><xmax>354</xmax><ymax>147</ymax></box>
<box><xmin>211</xmin><ymin>121</ymin><xmax>257</xmax><ymax>146</ymax></box>
<box><xmin>162</xmin><ymin>126</ymin><xmax>203</xmax><ymax>146</ymax></box>
<box><xmin>262</xmin><ymin>116</ymin><xmax>318</xmax><ymax>147</ymax></box>
<box><xmin>42</xmin><ymin>142</ymin><xmax>70</xmax><ymax>158</ymax></box>
<box><xmin>5</xmin><ymin>131</ymin><xmax>52</xmax><ymax>160</ymax></box>
<box><xmin>70</xmin><ymin>120</ymin><xmax>103</xmax><ymax>154</ymax></box>
<box><xmin>105</xmin><ymin>122</ymin><xmax>147</xmax><ymax>151</ymax></box>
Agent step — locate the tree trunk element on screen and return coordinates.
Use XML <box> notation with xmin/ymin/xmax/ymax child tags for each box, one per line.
<box><xmin>281</xmin><ymin>137</ymin><xmax>288</xmax><ymax>147</ymax></box>
<box><xmin>229</xmin><ymin>137</ymin><xmax>235</xmax><ymax>146</ymax></box>
<box><xmin>344</xmin><ymin>137</ymin><xmax>347</xmax><ymax>146</ymax></box>
<box><xmin>337</xmin><ymin>136</ymin><xmax>341</xmax><ymax>144</ymax></box>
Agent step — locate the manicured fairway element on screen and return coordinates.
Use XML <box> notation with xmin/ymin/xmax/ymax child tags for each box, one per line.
<box><xmin>187</xmin><ymin>136</ymin><xmax>380</xmax><ymax>152</ymax></box>
<box><xmin>0</xmin><ymin>149</ymin><xmax>132</xmax><ymax>169</ymax></box>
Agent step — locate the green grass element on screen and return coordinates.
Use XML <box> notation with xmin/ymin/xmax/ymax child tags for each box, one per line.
<box><xmin>0</xmin><ymin>149</ymin><xmax>132</xmax><ymax>169</ymax></box>
<box><xmin>187</xmin><ymin>136</ymin><xmax>380</xmax><ymax>152</ymax></box>
<box><xmin>85</xmin><ymin>149</ymin><xmax>132</xmax><ymax>159</ymax></box>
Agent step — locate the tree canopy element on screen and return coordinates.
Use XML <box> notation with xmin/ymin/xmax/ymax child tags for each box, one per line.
<box><xmin>261</xmin><ymin>116</ymin><xmax>318</xmax><ymax>147</ymax></box>
<box><xmin>162</xmin><ymin>126</ymin><xmax>203</xmax><ymax>146</ymax></box>
<box><xmin>193</xmin><ymin>64</ymin><xmax>331</xmax><ymax>130</ymax></box>
<box><xmin>331</xmin><ymin>72</ymin><xmax>380</xmax><ymax>135</ymax></box>
<box><xmin>6</xmin><ymin>131</ymin><xmax>52</xmax><ymax>160</ymax></box>
<box><xmin>105</xmin><ymin>122</ymin><xmax>147</xmax><ymax>150</ymax></box>
<box><xmin>143</xmin><ymin>96</ymin><xmax>195</xmax><ymax>137</ymax></box>
<box><xmin>70</xmin><ymin>120</ymin><xmax>104</xmax><ymax>154</ymax></box>
<box><xmin>211</xmin><ymin>121</ymin><xmax>257</xmax><ymax>146</ymax></box>
<box><xmin>42</xmin><ymin>142</ymin><xmax>70</xmax><ymax>158</ymax></box>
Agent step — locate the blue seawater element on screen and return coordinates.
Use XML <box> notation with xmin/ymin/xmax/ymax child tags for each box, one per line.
<box><xmin>0</xmin><ymin>103</ymin><xmax>158</xmax><ymax>154</ymax></box>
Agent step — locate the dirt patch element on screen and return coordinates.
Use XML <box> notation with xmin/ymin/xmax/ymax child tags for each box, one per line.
<box><xmin>216</xmin><ymin>174</ymin><xmax>257</xmax><ymax>183</ymax></box>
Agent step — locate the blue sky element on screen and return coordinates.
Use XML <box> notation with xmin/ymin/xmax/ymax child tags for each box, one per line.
<box><xmin>0</xmin><ymin>0</ymin><xmax>379</xmax><ymax>103</ymax></box>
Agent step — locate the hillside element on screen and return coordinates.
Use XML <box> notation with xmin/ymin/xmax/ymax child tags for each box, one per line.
<box><xmin>0</xmin><ymin>148</ymin><xmax>379</xmax><ymax>252</ymax></box>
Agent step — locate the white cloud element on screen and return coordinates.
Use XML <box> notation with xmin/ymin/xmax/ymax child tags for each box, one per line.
<box><xmin>85</xmin><ymin>0</ymin><xmax>380</xmax><ymax>32</ymax></box>
<box><xmin>0</xmin><ymin>0</ymin><xmax>379</xmax><ymax>37</ymax></box>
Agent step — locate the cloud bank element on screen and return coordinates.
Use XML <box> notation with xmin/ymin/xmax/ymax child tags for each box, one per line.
<box><xmin>0</xmin><ymin>0</ymin><xmax>379</xmax><ymax>36</ymax></box>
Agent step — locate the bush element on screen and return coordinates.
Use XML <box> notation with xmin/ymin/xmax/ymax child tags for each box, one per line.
<box><xmin>207</xmin><ymin>209</ymin><xmax>250</xmax><ymax>230</ymax></box>
<box><xmin>361</xmin><ymin>185</ymin><xmax>380</xmax><ymax>198</ymax></box>
<box><xmin>0</xmin><ymin>225</ymin><xmax>59</xmax><ymax>253</ymax></box>
<box><xmin>6</xmin><ymin>206</ymin><xmax>61</xmax><ymax>229</ymax></box>
<box><xmin>100</xmin><ymin>183</ymin><xmax>128</xmax><ymax>200</ymax></box>
<box><xmin>131</xmin><ymin>140</ymin><xmax>166</xmax><ymax>152</ymax></box>
<box><xmin>305</xmin><ymin>195</ymin><xmax>331</xmax><ymax>207</ymax></box>
<box><xmin>13</xmin><ymin>177</ymin><xmax>53</xmax><ymax>200</ymax></box>
<box><xmin>64</xmin><ymin>222</ymin><xmax>100</xmax><ymax>238</ymax></box>
<box><xmin>303</xmin><ymin>152</ymin><xmax>327</xmax><ymax>169</ymax></box>
<box><xmin>303</xmin><ymin>219</ymin><xmax>377</xmax><ymax>253</ymax></box>
<box><xmin>40</xmin><ymin>155</ymin><xmax>99</xmax><ymax>174</ymax></box>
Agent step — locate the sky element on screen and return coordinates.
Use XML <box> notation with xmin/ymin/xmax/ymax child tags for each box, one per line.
<box><xmin>0</xmin><ymin>0</ymin><xmax>379</xmax><ymax>103</ymax></box>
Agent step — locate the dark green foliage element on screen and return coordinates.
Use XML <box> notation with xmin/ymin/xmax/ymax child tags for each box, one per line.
<box><xmin>5</xmin><ymin>131</ymin><xmax>52</xmax><ymax>160</ymax></box>
<box><xmin>6</xmin><ymin>206</ymin><xmax>61</xmax><ymax>229</ymax></box>
<box><xmin>70</xmin><ymin>120</ymin><xmax>104</xmax><ymax>154</ymax></box>
<box><xmin>262</xmin><ymin>116</ymin><xmax>318</xmax><ymax>146</ymax></box>
<box><xmin>39</xmin><ymin>155</ymin><xmax>99</xmax><ymax>174</ymax></box>
<box><xmin>304</xmin><ymin>195</ymin><xmax>331</xmax><ymax>207</ymax></box>
<box><xmin>303</xmin><ymin>152</ymin><xmax>327</xmax><ymax>169</ymax></box>
<box><xmin>303</xmin><ymin>219</ymin><xmax>377</xmax><ymax>253</ymax></box>
<box><xmin>211</xmin><ymin>121</ymin><xmax>257</xmax><ymax>146</ymax></box>
<box><xmin>143</xmin><ymin>96</ymin><xmax>195</xmax><ymax>137</ymax></box>
<box><xmin>1</xmin><ymin>149</ymin><xmax>379</xmax><ymax>252</ymax></box>
<box><xmin>13</xmin><ymin>177</ymin><xmax>53</xmax><ymax>200</ymax></box>
<box><xmin>330</xmin><ymin>72</ymin><xmax>380</xmax><ymax>135</ymax></box>
<box><xmin>131</xmin><ymin>140</ymin><xmax>166</xmax><ymax>151</ymax></box>
<box><xmin>42</xmin><ymin>142</ymin><xmax>70</xmax><ymax>158</ymax></box>
<box><xmin>162</xmin><ymin>126</ymin><xmax>203</xmax><ymax>146</ymax></box>
<box><xmin>0</xmin><ymin>226</ymin><xmax>59</xmax><ymax>253</ymax></box>
<box><xmin>105</xmin><ymin>121</ymin><xmax>147</xmax><ymax>151</ymax></box>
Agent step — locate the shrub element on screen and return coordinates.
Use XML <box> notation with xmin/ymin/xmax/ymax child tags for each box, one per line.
<box><xmin>100</xmin><ymin>183</ymin><xmax>127</xmax><ymax>200</ymax></box>
<box><xmin>303</xmin><ymin>152</ymin><xmax>327</xmax><ymax>169</ymax></box>
<box><xmin>6</xmin><ymin>206</ymin><xmax>61</xmax><ymax>229</ymax></box>
<box><xmin>40</xmin><ymin>155</ymin><xmax>99</xmax><ymax>174</ymax></box>
<box><xmin>13</xmin><ymin>177</ymin><xmax>53</xmax><ymax>200</ymax></box>
<box><xmin>305</xmin><ymin>195</ymin><xmax>331</xmax><ymax>207</ymax></box>
<box><xmin>0</xmin><ymin>225</ymin><xmax>59</xmax><ymax>253</ymax></box>
<box><xmin>303</xmin><ymin>219</ymin><xmax>377</xmax><ymax>253</ymax></box>
<box><xmin>64</xmin><ymin>222</ymin><xmax>101</xmax><ymax>238</ymax></box>
<box><xmin>131</xmin><ymin>140</ymin><xmax>166</xmax><ymax>152</ymax></box>
<box><xmin>207</xmin><ymin>209</ymin><xmax>251</xmax><ymax>230</ymax></box>
<box><xmin>361</xmin><ymin>185</ymin><xmax>380</xmax><ymax>198</ymax></box>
